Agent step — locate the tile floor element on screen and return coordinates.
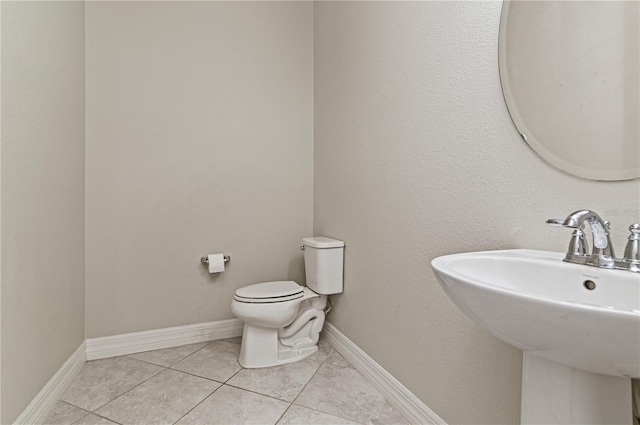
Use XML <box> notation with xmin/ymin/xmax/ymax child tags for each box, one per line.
<box><xmin>44</xmin><ymin>336</ymin><xmax>409</xmax><ymax>425</ymax></box>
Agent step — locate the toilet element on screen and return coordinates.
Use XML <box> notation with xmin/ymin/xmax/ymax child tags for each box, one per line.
<box><xmin>231</xmin><ymin>236</ymin><xmax>344</xmax><ymax>368</ymax></box>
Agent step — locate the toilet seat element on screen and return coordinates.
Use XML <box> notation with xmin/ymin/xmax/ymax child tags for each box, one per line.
<box><xmin>234</xmin><ymin>281</ymin><xmax>304</xmax><ymax>304</ymax></box>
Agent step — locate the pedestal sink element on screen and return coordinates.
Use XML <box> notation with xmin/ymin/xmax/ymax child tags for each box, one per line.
<box><xmin>433</xmin><ymin>249</ymin><xmax>640</xmax><ymax>424</ymax></box>
<box><xmin>431</xmin><ymin>249</ymin><xmax>640</xmax><ymax>378</ymax></box>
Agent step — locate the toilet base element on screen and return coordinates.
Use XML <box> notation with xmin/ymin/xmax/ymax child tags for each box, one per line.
<box><xmin>238</xmin><ymin>323</ymin><xmax>319</xmax><ymax>368</ymax></box>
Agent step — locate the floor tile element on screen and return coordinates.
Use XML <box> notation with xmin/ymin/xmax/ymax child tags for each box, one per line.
<box><xmin>171</xmin><ymin>340</ymin><xmax>242</xmax><ymax>382</ymax></box>
<box><xmin>61</xmin><ymin>357</ymin><xmax>163</xmax><ymax>411</ymax></box>
<box><xmin>295</xmin><ymin>363</ymin><xmax>404</xmax><ymax>424</ymax></box>
<box><xmin>370</xmin><ymin>404</ymin><xmax>410</xmax><ymax>425</ymax></box>
<box><xmin>128</xmin><ymin>342</ymin><xmax>208</xmax><ymax>367</ymax></box>
<box><xmin>72</xmin><ymin>414</ymin><xmax>119</xmax><ymax>425</ymax></box>
<box><xmin>227</xmin><ymin>358</ymin><xmax>322</xmax><ymax>402</ymax></box>
<box><xmin>277</xmin><ymin>405</ymin><xmax>360</xmax><ymax>425</ymax></box>
<box><xmin>324</xmin><ymin>350</ymin><xmax>352</xmax><ymax>369</ymax></box>
<box><xmin>220</xmin><ymin>336</ymin><xmax>242</xmax><ymax>344</ymax></box>
<box><xmin>43</xmin><ymin>401</ymin><xmax>88</xmax><ymax>425</ymax></box>
<box><xmin>96</xmin><ymin>369</ymin><xmax>220</xmax><ymax>425</ymax></box>
<box><xmin>176</xmin><ymin>385</ymin><xmax>289</xmax><ymax>425</ymax></box>
<box><xmin>307</xmin><ymin>335</ymin><xmax>334</xmax><ymax>363</ymax></box>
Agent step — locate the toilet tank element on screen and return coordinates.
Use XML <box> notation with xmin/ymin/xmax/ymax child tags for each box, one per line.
<box><xmin>302</xmin><ymin>236</ymin><xmax>344</xmax><ymax>295</ymax></box>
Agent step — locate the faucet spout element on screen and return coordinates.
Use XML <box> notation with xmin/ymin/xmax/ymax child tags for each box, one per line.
<box><xmin>562</xmin><ymin>209</ymin><xmax>602</xmax><ymax>229</ymax></box>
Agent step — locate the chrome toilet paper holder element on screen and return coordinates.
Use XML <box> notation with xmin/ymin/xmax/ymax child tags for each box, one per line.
<box><xmin>201</xmin><ymin>254</ymin><xmax>231</xmax><ymax>265</ymax></box>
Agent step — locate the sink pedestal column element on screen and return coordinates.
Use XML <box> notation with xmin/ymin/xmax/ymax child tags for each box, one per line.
<box><xmin>521</xmin><ymin>353</ymin><xmax>632</xmax><ymax>424</ymax></box>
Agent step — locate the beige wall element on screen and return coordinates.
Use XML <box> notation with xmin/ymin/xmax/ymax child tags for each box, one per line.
<box><xmin>4</xmin><ymin>2</ymin><xmax>638</xmax><ymax>423</ymax></box>
<box><xmin>85</xmin><ymin>1</ymin><xmax>313</xmax><ymax>338</ymax></box>
<box><xmin>1</xmin><ymin>2</ymin><xmax>85</xmax><ymax>423</ymax></box>
<box><xmin>313</xmin><ymin>2</ymin><xmax>640</xmax><ymax>424</ymax></box>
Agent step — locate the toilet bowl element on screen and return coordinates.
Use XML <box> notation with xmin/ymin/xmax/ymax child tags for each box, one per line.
<box><xmin>231</xmin><ymin>281</ymin><xmax>326</xmax><ymax>368</ymax></box>
<box><xmin>231</xmin><ymin>236</ymin><xmax>344</xmax><ymax>368</ymax></box>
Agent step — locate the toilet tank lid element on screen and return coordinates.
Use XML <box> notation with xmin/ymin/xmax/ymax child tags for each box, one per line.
<box><xmin>302</xmin><ymin>236</ymin><xmax>345</xmax><ymax>249</ymax></box>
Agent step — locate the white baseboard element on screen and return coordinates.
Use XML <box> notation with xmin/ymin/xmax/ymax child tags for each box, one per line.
<box><xmin>14</xmin><ymin>342</ymin><xmax>86</xmax><ymax>425</ymax></box>
<box><xmin>86</xmin><ymin>318</ymin><xmax>244</xmax><ymax>360</ymax></box>
<box><xmin>323</xmin><ymin>322</ymin><xmax>446</xmax><ymax>425</ymax></box>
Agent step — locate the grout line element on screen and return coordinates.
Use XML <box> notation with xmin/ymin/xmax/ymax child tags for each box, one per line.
<box><xmin>87</xmin><ymin>362</ymin><xmax>167</xmax><ymax>413</ymax></box>
<box><xmin>72</xmin><ymin>410</ymin><xmax>126</xmax><ymax>425</ymax></box>
<box><xmin>166</xmin><ymin>340</ymin><xmax>246</xmax><ymax>385</ymax></box>
<box><xmin>287</xmin><ymin>342</ymin><xmax>367</xmax><ymax>424</ymax></box>
<box><xmin>221</xmin><ymin>382</ymin><xmax>295</xmax><ymax>404</ymax></box>
<box><xmin>223</xmin><ymin>363</ymin><xmax>245</xmax><ymax>384</ymax></box>
<box><xmin>324</xmin><ymin>348</ymin><xmax>336</xmax><ymax>362</ymax></box>
<box><xmin>289</xmin><ymin>360</ymin><xmax>324</xmax><ymax>406</ymax></box>
<box><xmin>70</xmin><ymin>350</ymin><xmax>221</xmax><ymax>425</ymax></box>
<box><xmin>169</xmin><ymin>354</ymin><xmax>288</xmax><ymax>425</ymax></box>
<box><xmin>167</xmin><ymin>340</ymin><xmax>216</xmax><ymax>368</ymax></box>
<box><xmin>288</xmin><ymin>338</ymin><xmax>336</xmax><ymax>407</ymax></box>
<box><xmin>163</xmin><ymin>367</ymin><xmax>227</xmax><ymax>385</ymax></box>
<box><xmin>59</xmin><ymin>402</ymin><xmax>93</xmax><ymax>425</ymax></box>
<box><xmin>95</xmin><ymin>342</ymin><xmax>240</xmax><ymax>425</ymax></box>
<box><xmin>290</xmin><ymin>401</ymin><xmax>365</xmax><ymax>425</ymax></box>
<box><xmin>170</xmin><ymin>384</ymin><xmax>222</xmax><ymax>425</ymax></box>
<box><xmin>59</xmin><ymin>400</ymin><xmax>89</xmax><ymax>412</ymax></box>
<box><xmin>124</xmin><ymin>340</ymin><xmax>214</xmax><ymax>369</ymax></box>
<box><xmin>167</xmin><ymin>339</ymin><xmax>238</xmax><ymax>373</ymax></box>
<box><xmin>273</xmin><ymin>402</ymin><xmax>294</xmax><ymax>425</ymax></box>
<box><xmin>64</xmin><ymin>401</ymin><xmax>125</xmax><ymax>425</ymax></box>
<box><xmin>222</xmin><ymin>344</ymin><xmax>329</xmax><ymax>406</ymax></box>
<box><xmin>125</xmin><ymin>356</ymin><xmax>172</xmax><ymax>369</ymax></box>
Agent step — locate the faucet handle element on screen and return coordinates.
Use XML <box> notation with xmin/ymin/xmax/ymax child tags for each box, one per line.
<box><xmin>623</xmin><ymin>224</ymin><xmax>640</xmax><ymax>264</ymax></box>
<box><xmin>546</xmin><ymin>218</ymin><xmax>565</xmax><ymax>226</ymax></box>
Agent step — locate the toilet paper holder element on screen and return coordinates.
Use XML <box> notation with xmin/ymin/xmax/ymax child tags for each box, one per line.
<box><xmin>201</xmin><ymin>255</ymin><xmax>231</xmax><ymax>265</ymax></box>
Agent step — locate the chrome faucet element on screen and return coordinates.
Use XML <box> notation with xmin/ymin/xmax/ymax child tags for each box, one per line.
<box><xmin>547</xmin><ymin>209</ymin><xmax>640</xmax><ymax>273</ymax></box>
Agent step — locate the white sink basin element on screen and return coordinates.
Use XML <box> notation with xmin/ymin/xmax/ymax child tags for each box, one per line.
<box><xmin>431</xmin><ymin>249</ymin><xmax>640</xmax><ymax>378</ymax></box>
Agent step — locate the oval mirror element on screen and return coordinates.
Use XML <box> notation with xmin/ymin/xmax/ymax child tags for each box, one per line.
<box><xmin>499</xmin><ymin>1</ymin><xmax>639</xmax><ymax>181</ymax></box>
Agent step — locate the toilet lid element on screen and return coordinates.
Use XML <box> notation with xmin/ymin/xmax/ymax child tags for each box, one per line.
<box><xmin>235</xmin><ymin>281</ymin><xmax>303</xmax><ymax>300</ymax></box>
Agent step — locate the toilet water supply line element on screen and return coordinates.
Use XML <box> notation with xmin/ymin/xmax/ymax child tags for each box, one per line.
<box><xmin>325</xmin><ymin>297</ymin><xmax>332</xmax><ymax>314</ymax></box>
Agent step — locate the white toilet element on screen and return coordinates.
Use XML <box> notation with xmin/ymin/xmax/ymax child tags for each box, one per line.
<box><xmin>231</xmin><ymin>236</ymin><xmax>344</xmax><ymax>368</ymax></box>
